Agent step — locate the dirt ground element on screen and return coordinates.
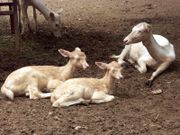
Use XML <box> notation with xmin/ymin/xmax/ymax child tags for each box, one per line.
<box><xmin>0</xmin><ymin>0</ymin><xmax>180</xmax><ymax>134</ymax></box>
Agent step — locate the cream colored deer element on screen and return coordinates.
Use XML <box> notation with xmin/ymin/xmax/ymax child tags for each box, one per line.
<box><xmin>112</xmin><ymin>22</ymin><xmax>175</xmax><ymax>86</ymax></box>
<box><xmin>51</xmin><ymin>61</ymin><xmax>126</xmax><ymax>107</ymax></box>
<box><xmin>18</xmin><ymin>0</ymin><xmax>63</xmax><ymax>37</ymax></box>
<box><xmin>1</xmin><ymin>47</ymin><xmax>89</xmax><ymax>100</ymax></box>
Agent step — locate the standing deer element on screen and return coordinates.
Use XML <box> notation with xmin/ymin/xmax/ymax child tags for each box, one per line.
<box><xmin>18</xmin><ymin>0</ymin><xmax>63</xmax><ymax>37</ymax></box>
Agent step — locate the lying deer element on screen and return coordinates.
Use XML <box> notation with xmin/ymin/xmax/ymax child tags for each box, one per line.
<box><xmin>18</xmin><ymin>0</ymin><xmax>63</xmax><ymax>37</ymax></box>
<box><xmin>112</xmin><ymin>22</ymin><xmax>176</xmax><ymax>86</ymax></box>
<box><xmin>51</xmin><ymin>61</ymin><xmax>126</xmax><ymax>107</ymax></box>
<box><xmin>1</xmin><ymin>47</ymin><xmax>89</xmax><ymax>100</ymax></box>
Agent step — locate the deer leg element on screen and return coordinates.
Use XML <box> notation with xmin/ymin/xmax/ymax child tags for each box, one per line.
<box><xmin>53</xmin><ymin>97</ymin><xmax>85</xmax><ymax>107</ymax></box>
<box><xmin>91</xmin><ymin>91</ymin><xmax>115</xmax><ymax>104</ymax></box>
<box><xmin>146</xmin><ymin>61</ymin><xmax>171</xmax><ymax>86</ymax></box>
<box><xmin>26</xmin><ymin>78</ymin><xmax>51</xmax><ymax>99</ymax></box>
<box><xmin>24</xmin><ymin>6</ymin><xmax>32</xmax><ymax>32</ymax></box>
<box><xmin>116</xmin><ymin>45</ymin><xmax>131</xmax><ymax>63</ymax></box>
<box><xmin>111</xmin><ymin>45</ymin><xmax>130</xmax><ymax>62</ymax></box>
<box><xmin>135</xmin><ymin>59</ymin><xmax>147</xmax><ymax>74</ymax></box>
<box><xmin>18</xmin><ymin>2</ymin><xmax>22</xmax><ymax>33</ymax></box>
<box><xmin>119</xmin><ymin>45</ymin><xmax>131</xmax><ymax>59</ymax></box>
<box><xmin>20</xmin><ymin>2</ymin><xmax>29</xmax><ymax>35</ymax></box>
<box><xmin>52</xmin><ymin>88</ymin><xmax>85</xmax><ymax>107</ymax></box>
<box><xmin>33</xmin><ymin>6</ymin><xmax>37</xmax><ymax>33</ymax></box>
<box><xmin>27</xmin><ymin>85</ymin><xmax>51</xmax><ymax>99</ymax></box>
<box><xmin>127</xmin><ymin>58</ymin><xmax>135</xmax><ymax>64</ymax></box>
<box><xmin>26</xmin><ymin>85</ymin><xmax>39</xmax><ymax>100</ymax></box>
<box><xmin>20</xmin><ymin>9</ymin><xmax>25</xmax><ymax>35</ymax></box>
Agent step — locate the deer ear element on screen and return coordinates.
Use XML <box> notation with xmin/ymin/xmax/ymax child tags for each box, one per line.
<box><xmin>145</xmin><ymin>24</ymin><xmax>152</xmax><ymax>32</ymax></box>
<box><xmin>49</xmin><ymin>12</ymin><xmax>55</xmax><ymax>21</ymax></box>
<box><xmin>95</xmin><ymin>62</ymin><xmax>107</xmax><ymax>70</ymax></box>
<box><xmin>75</xmin><ymin>47</ymin><xmax>81</xmax><ymax>51</ymax></box>
<box><xmin>58</xmin><ymin>49</ymin><xmax>71</xmax><ymax>57</ymax></box>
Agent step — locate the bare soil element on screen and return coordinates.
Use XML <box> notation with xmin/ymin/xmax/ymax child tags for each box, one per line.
<box><xmin>0</xmin><ymin>0</ymin><xmax>180</xmax><ymax>134</ymax></box>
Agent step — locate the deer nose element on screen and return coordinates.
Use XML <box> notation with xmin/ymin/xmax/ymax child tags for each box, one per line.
<box><xmin>83</xmin><ymin>62</ymin><xmax>89</xmax><ymax>69</ymax></box>
<box><xmin>123</xmin><ymin>38</ymin><xmax>128</xmax><ymax>44</ymax></box>
<box><xmin>120</xmin><ymin>76</ymin><xmax>124</xmax><ymax>79</ymax></box>
<box><xmin>86</xmin><ymin>63</ymin><xmax>89</xmax><ymax>68</ymax></box>
<box><xmin>119</xmin><ymin>74</ymin><xmax>124</xmax><ymax>79</ymax></box>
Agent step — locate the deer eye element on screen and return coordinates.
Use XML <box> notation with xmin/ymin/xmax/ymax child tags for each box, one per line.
<box><xmin>76</xmin><ymin>58</ymin><xmax>81</xmax><ymax>61</ymax></box>
<box><xmin>55</xmin><ymin>24</ymin><xmax>59</xmax><ymax>27</ymax></box>
<box><xmin>112</xmin><ymin>70</ymin><xmax>116</xmax><ymax>73</ymax></box>
<box><xmin>70</xmin><ymin>57</ymin><xmax>75</xmax><ymax>60</ymax></box>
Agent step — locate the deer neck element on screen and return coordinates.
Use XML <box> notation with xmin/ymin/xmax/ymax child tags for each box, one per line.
<box><xmin>143</xmin><ymin>33</ymin><xmax>163</xmax><ymax>61</ymax></box>
<box><xmin>59</xmin><ymin>61</ymin><xmax>76</xmax><ymax>81</ymax></box>
<box><xmin>31</xmin><ymin>0</ymin><xmax>51</xmax><ymax>20</ymax></box>
<box><xmin>100</xmin><ymin>72</ymin><xmax>114</xmax><ymax>92</ymax></box>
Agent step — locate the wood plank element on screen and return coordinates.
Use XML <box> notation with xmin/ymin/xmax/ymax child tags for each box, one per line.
<box><xmin>0</xmin><ymin>11</ymin><xmax>14</xmax><ymax>15</ymax></box>
<box><xmin>0</xmin><ymin>0</ymin><xmax>20</xmax><ymax>51</ymax></box>
<box><xmin>0</xmin><ymin>3</ymin><xmax>16</xmax><ymax>6</ymax></box>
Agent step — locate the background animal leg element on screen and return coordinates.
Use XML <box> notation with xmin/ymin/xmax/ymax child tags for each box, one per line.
<box><xmin>33</xmin><ymin>6</ymin><xmax>38</xmax><ymax>33</ymax></box>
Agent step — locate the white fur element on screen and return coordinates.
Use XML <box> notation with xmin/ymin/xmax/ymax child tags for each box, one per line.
<box><xmin>51</xmin><ymin>61</ymin><xmax>125</xmax><ymax>107</ymax></box>
<box><xmin>113</xmin><ymin>22</ymin><xmax>175</xmax><ymax>85</ymax></box>
<box><xmin>1</xmin><ymin>48</ymin><xmax>89</xmax><ymax>100</ymax></box>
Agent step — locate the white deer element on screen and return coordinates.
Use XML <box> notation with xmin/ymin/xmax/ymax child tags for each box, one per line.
<box><xmin>51</xmin><ymin>61</ymin><xmax>126</xmax><ymax>107</ymax></box>
<box><xmin>18</xmin><ymin>0</ymin><xmax>63</xmax><ymax>37</ymax></box>
<box><xmin>1</xmin><ymin>47</ymin><xmax>89</xmax><ymax>100</ymax></box>
<box><xmin>112</xmin><ymin>22</ymin><xmax>176</xmax><ymax>86</ymax></box>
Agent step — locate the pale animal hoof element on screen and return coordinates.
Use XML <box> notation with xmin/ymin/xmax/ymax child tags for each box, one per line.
<box><xmin>151</xmin><ymin>89</ymin><xmax>163</xmax><ymax>95</ymax></box>
<box><xmin>52</xmin><ymin>102</ymin><xmax>59</xmax><ymax>108</ymax></box>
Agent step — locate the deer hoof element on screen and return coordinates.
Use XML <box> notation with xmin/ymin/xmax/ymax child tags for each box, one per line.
<box><xmin>145</xmin><ymin>80</ymin><xmax>153</xmax><ymax>87</ymax></box>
